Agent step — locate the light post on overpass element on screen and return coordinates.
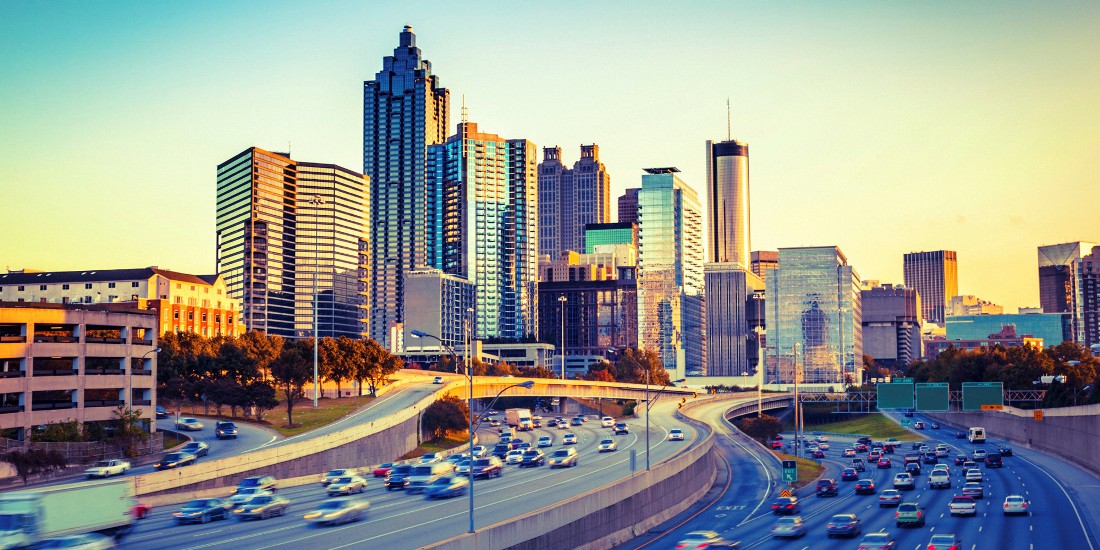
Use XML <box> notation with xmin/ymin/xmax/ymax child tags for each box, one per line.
<box><xmin>411</xmin><ymin>329</ymin><xmax>533</xmax><ymax>534</ymax></box>
<box><xmin>131</xmin><ymin>347</ymin><xmax>160</xmax><ymax>414</ymax></box>
<box><xmin>558</xmin><ymin>295</ymin><xmax>567</xmax><ymax>379</ymax></box>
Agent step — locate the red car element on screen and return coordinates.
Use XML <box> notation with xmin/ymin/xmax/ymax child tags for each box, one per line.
<box><xmin>131</xmin><ymin>502</ymin><xmax>152</xmax><ymax>519</ymax></box>
<box><xmin>855</xmin><ymin>443</ymin><xmax>868</xmax><ymax>452</ymax></box>
<box><xmin>813</xmin><ymin>449</ymin><xmax>825</xmax><ymax>458</ymax></box>
<box><xmin>771</xmin><ymin>441</ymin><xmax>783</xmax><ymax>449</ymax></box>
<box><xmin>373</xmin><ymin>462</ymin><xmax>395</xmax><ymax>477</ymax></box>
<box><xmin>877</xmin><ymin>457</ymin><xmax>892</xmax><ymax>468</ymax></box>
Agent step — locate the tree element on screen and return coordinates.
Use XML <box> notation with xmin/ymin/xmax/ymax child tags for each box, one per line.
<box><xmin>246</xmin><ymin>381</ymin><xmax>279</xmax><ymax>420</ymax></box>
<box><xmin>270</xmin><ymin>339</ymin><xmax>313</xmax><ymax>427</ymax></box>
<box><xmin>354</xmin><ymin>338</ymin><xmax>386</xmax><ymax>396</ymax></box>
<box><xmin>736</xmin><ymin>414</ymin><xmax>783</xmax><ymax>445</ymax></box>
<box><xmin>112</xmin><ymin>405</ymin><xmax>150</xmax><ymax>457</ymax></box>
<box><xmin>238</xmin><ymin>330</ymin><xmax>284</xmax><ymax>382</ymax></box>
<box><xmin>583</xmin><ymin>368</ymin><xmax>615</xmax><ymax>383</ymax></box>
<box><xmin>422</xmin><ymin>395</ymin><xmax>469</xmax><ymax>440</ymax></box>
<box><xmin>613</xmin><ymin>349</ymin><xmax>672</xmax><ymax>386</ymax></box>
<box><xmin>1</xmin><ymin>448</ymin><xmax>68</xmax><ymax>485</ymax></box>
<box><xmin>323</xmin><ymin>337</ymin><xmax>357</xmax><ymax>398</ymax></box>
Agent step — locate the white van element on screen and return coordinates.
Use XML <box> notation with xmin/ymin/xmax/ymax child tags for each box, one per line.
<box><xmin>968</xmin><ymin>427</ymin><xmax>986</xmax><ymax>444</ymax></box>
<box><xmin>405</xmin><ymin>462</ymin><xmax>455</xmax><ymax>494</ymax></box>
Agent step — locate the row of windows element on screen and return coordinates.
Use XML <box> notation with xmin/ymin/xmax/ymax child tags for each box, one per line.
<box><xmin>4</xmin><ymin>281</ymin><xmax>140</xmax><ymax>292</ymax></box>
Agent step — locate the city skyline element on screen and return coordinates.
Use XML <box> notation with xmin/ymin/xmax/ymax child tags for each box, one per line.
<box><xmin>3</xmin><ymin>2</ymin><xmax>1100</xmax><ymax>312</ymax></box>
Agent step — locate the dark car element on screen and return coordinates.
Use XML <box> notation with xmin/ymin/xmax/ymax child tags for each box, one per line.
<box><xmin>826</xmin><ymin>513</ymin><xmax>862</xmax><ymax>538</ymax></box>
<box><xmin>985</xmin><ymin>453</ymin><xmax>1004</xmax><ymax>468</ymax></box>
<box><xmin>155</xmin><ymin>406</ymin><xmax>169</xmax><ymax>419</ymax></box>
<box><xmin>841</xmin><ymin>468</ymin><xmax>859</xmax><ymax>481</ymax></box>
<box><xmin>384</xmin><ymin>465</ymin><xmax>412</xmax><ymax>491</ymax></box>
<box><xmin>519</xmin><ymin>450</ymin><xmax>545</xmax><ymax>467</ymax></box>
<box><xmin>181</xmin><ymin>441</ymin><xmax>209</xmax><ymax>458</ymax></box>
<box><xmin>998</xmin><ymin>446</ymin><xmax>1013</xmax><ymax>457</ymax></box>
<box><xmin>855</xmin><ymin>479</ymin><xmax>876</xmax><ymax>495</ymax></box>
<box><xmin>922</xmin><ymin>453</ymin><xmax>938</xmax><ymax>465</ymax></box>
<box><xmin>155</xmin><ymin>451</ymin><xmax>197</xmax><ymax>470</ymax></box>
<box><xmin>955</xmin><ymin>454</ymin><xmax>967</xmax><ymax>465</ymax></box>
<box><xmin>236</xmin><ymin>475</ymin><xmax>277</xmax><ymax>493</ymax></box>
<box><xmin>955</xmin><ymin>431</ymin><xmax>967</xmax><ymax>439</ymax></box>
<box><xmin>852</xmin><ymin>459</ymin><xmax>866</xmax><ymax>472</ymax></box>
<box><xmin>905</xmin><ymin>463</ymin><xmax>922</xmax><ymax>476</ymax></box>
<box><xmin>423</xmin><ymin>476</ymin><xmax>469</xmax><ymax>499</ymax></box>
<box><xmin>771</xmin><ymin>496</ymin><xmax>800</xmax><ymax>515</ymax></box>
<box><xmin>173</xmin><ymin>498</ymin><xmax>232</xmax><ymax>524</ymax></box>
<box><xmin>492</xmin><ymin>444</ymin><xmax>510</xmax><ymax>459</ymax></box>
<box><xmin>215</xmin><ymin>421</ymin><xmax>238</xmax><ymax>440</ymax></box>
<box><xmin>233</xmin><ymin>494</ymin><xmax>290</xmax><ymax>520</ymax></box>
<box><xmin>857</xmin><ymin>436</ymin><xmax>872</xmax><ymax>445</ymax></box>
<box><xmin>816</xmin><ymin>479</ymin><xmax>838</xmax><ymax>497</ymax></box>
<box><xmin>470</xmin><ymin>457</ymin><xmax>503</xmax><ymax>479</ymax></box>
<box><xmin>812</xmin><ymin>449</ymin><xmax>825</xmax><ymax>459</ymax></box>
<box><xmin>930</xmin><ymin>422</ymin><xmax>940</xmax><ymax>429</ymax></box>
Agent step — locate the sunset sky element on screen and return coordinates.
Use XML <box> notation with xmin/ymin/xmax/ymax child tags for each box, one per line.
<box><xmin>3</xmin><ymin>1</ymin><xmax>1098</xmax><ymax>312</ymax></box>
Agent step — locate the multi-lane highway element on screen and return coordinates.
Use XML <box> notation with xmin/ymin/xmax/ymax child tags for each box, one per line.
<box><xmin>123</xmin><ymin>401</ymin><xmax>700</xmax><ymax>549</ymax></box>
<box><xmin>622</xmin><ymin>401</ymin><xmax>1098</xmax><ymax>549</ymax></box>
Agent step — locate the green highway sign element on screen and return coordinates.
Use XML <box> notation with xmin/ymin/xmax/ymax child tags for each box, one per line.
<box><xmin>876</xmin><ymin>381</ymin><xmax>915</xmax><ymax>409</ymax></box>
<box><xmin>900</xmin><ymin>419</ymin><xmax>911</xmax><ymax>427</ymax></box>
<box><xmin>782</xmin><ymin>459</ymin><xmax>797</xmax><ymax>482</ymax></box>
<box><xmin>915</xmin><ymin>383</ymin><xmax>950</xmax><ymax>412</ymax></box>
<box><xmin>892</xmin><ymin>378</ymin><xmax>914</xmax><ymax>384</ymax></box>
<box><xmin>962</xmin><ymin>382</ymin><xmax>1003</xmax><ymax>411</ymax></box>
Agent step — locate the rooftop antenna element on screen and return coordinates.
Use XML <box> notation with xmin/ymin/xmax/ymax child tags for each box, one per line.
<box><xmin>461</xmin><ymin>94</ymin><xmax>468</xmax><ymax>123</ymax></box>
<box><xmin>288</xmin><ymin>140</ymin><xmax>292</xmax><ymax>157</ymax></box>
<box><xmin>726</xmin><ymin>98</ymin><xmax>731</xmax><ymax>141</ymax></box>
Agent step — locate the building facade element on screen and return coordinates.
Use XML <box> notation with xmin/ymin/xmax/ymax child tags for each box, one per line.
<box><xmin>704</xmin><ymin>265</ymin><xmax>765</xmax><ymax>376</ymax></box>
<box><xmin>364</xmin><ymin>25</ymin><xmax>450</xmax><ymax>345</ymax></box>
<box><xmin>216</xmin><ymin>147</ymin><xmax>369</xmax><ymax>339</ymax></box>
<box><xmin>402</xmin><ymin>268</ymin><xmax>475</xmax><ymax>351</ymax></box>
<box><xmin>860</xmin><ymin>283</ymin><xmax>922</xmax><ymax>370</ymax></box>
<box><xmin>0</xmin><ymin>303</ymin><xmax>158</xmax><ymax>440</ymax></box>
<box><xmin>903</xmin><ymin>250</ymin><xmax>958</xmax><ymax>325</ymax></box>
<box><xmin>766</xmin><ymin>246</ymin><xmax>863</xmax><ymax>385</ymax></box>
<box><xmin>618</xmin><ymin>188</ymin><xmax>639</xmax><ymax>224</ymax></box>
<box><xmin>945</xmin><ymin>312</ymin><xmax>1069</xmax><ymax>349</ymax></box>
<box><xmin>585</xmin><ymin>222</ymin><xmax>637</xmax><ymax>254</ymax></box>
<box><xmin>751</xmin><ymin>250</ymin><xmax>779</xmax><ymax>281</ymax></box>
<box><xmin>1080</xmin><ymin>246</ymin><xmax>1100</xmax><ymax>348</ymax></box>
<box><xmin>538</xmin><ymin>145</ymin><xmax>611</xmax><ymax>260</ymax></box>
<box><xmin>924</xmin><ymin>325</ymin><xmax>1042</xmax><ymax>358</ymax></box>
<box><xmin>537</xmin><ymin>259</ymin><xmax>638</xmax><ymax>367</ymax></box>
<box><xmin>945</xmin><ymin>295</ymin><xmax>1003</xmax><ymax>317</ymax></box>
<box><xmin>636</xmin><ymin>168</ymin><xmax>704</xmax><ymax>379</ymax></box>
<box><xmin>706</xmin><ymin>139</ymin><xmax>751</xmax><ymax>268</ymax></box>
<box><xmin>427</xmin><ymin>121</ymin><xmax>538</xmax><ymax>340</ymax></box>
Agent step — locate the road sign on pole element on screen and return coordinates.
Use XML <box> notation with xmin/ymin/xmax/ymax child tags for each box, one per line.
<box><xmin>1034</xmin><ymin>410</ymin><xmax>1044</xmax><ymax>421</ymax></box>
<box><xmin>900</xmin><ymin>419</ymin><xmax>911</xmax><ymax>427</ymax></box>
<box><xmin>962</xmin><ymin>382</ymin><xmax>1004</xmax><ymax>411</ymax></box>
<box><xmin>877</xmin><ymin>381</ymin><xmax>915</xmax><ymax>409</ymax></box>
<box><xmin>915</xmin><ymin>382</ymin><xmax>950</xmax><ymax>412</ymax></box>
<box><xmin>781</xmin><ymin>460</ymin><xmax>797</xmax><ymax>483</ymax></box>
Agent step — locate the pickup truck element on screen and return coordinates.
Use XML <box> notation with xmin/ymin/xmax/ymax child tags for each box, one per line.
<box><xmin>84</xmin><ymin>459</ymin><xmax>131</xmax><ymax>478</ymax></box>
<box><xmin>949</xmin><ymin>495</ymin><xmax>977</xmax><ymax>516</ymax></box>
<box><xmin>929</xmin><ymin>470</ymin><xmax>951</xmax><ymax>489</ymax></box>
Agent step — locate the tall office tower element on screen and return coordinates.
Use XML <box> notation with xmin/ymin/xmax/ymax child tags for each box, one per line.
<box><xmin>751</xmin><ymin>250</ymin><xmax>779</xmax><ymax>281</ymax></box>
<box><xmin>636</xmin><ymin>168</ymin><xmax>704</xmax><ymax>379</ymax></box>
<box><xmin>704</xmin><ymin>264</ymin><xmax>765</xmax><ymax>376</ymax></box>
<box><xmin>1038</xmin><ymin>243</ymin><xmax>1096</xmax><ymax>344</ymax></box>
<box><xmin>216</xmin><ymin>147</ymin><xmax>370</xmax><ymax>339</ymax></box>
<box><xmin>1077</xmin><ymin>245</ymin><xmax>1100</xmax><ymax>348</ymax></box>
<box><xmin>427</xmin><ymin>121</ymin><xmax>538</xmax><ymax>340</ymax></box>
<box><xmin>538</xmin><ymin>145</ymin><xmax>611</xmax><ymax>260</ymax></box>
<box><xmin>618</xmin><ymin>188</ymin><xmax>640</xmax><ymax>224</ymax></box>
<box><xmin>402</xmin><ymin>268</ymin><xmax>476</xmax><ymax>350</ymax></box>
<box><xmin>706</xmin><ymin>139</ymin><xmax>750</xmax><ymax>267</ymax></box>
<box><xmin>766</xmin><ymin>246</ymin><xmax>863</xmax><ymax>385</ymax></box>
<box><xmin>902</xmin><ymin>250</ymin><xmax>958</xmax><ymax>325</ymax></box>
<box><xmin>860</xmin><ymin>283</ymin><xmax>922</xmax><ymax>371</ymax></box>
<box><xmin>363</xmin><ymin>26</ymin><xmax>450</xmax><ymax>346</ymax></box>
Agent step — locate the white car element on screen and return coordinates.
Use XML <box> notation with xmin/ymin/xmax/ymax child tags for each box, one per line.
<box><xmin>597</xmin><ymin>439</ymin><xmax>618</xmax><ymax>452</ymax></box>
<box><xmin>419</xmin><ymin>453</ymin><xmax>443</xmax><ymax>464</ymax></box>
<box><xmin>84</xmin><ymin>459</ymin><xmax>131</xmax><ymax>478</ymax></box>
<box><xmin>432</xmin><ymin>376</ymin><xmax>444</xmax><ymax>384</ymax></box>
<box><xmin>537</xmin><ymin>436</ymin><xmax>553</xmax><ymax>448</ymax></box>
<box><xmin>815</xmin><ymin>435</ymin><xmax>829</xmax><ymax>442</ymax></box>
<box><xmin>562</xmin><ymin>433</ymin><xmax>578</xmax><ymax>445</ymax></box>
<box><xmin>470</xmin><ymin>446</ymin><xmax>487</xmax><ymax>458</ymax></box>
<box><xmin>1003</xmin><ymin>495</ymin><xmax>1029</xmax><ymax>515</ymax></box>
<box><xmin>965</xmin><ymin>469</ymin><xmax>983</xmax><ymax>482</ymax></box>
<box><xmin>601</xmin><ymin>416</ymin><xmax>614</xmax><ymax>428</ymax></box>
<box><xmin>505</xmin><ymin>450</ymin><xmax>524</xmax><ymax>464</ymax></box>
<box><xmin>818</xmin><ymin>442</ymin><xmax>830</xmax><ymax>450</ymax></box>
<box><xmin>228</xmin><ymin>487</ymin><xmax>272</xmax><ymax>505</ymax></box>
<box><xmin>892</xmin><ymin>473</ymin><xmax>915</xmax><ymax>490</ymax></box>
<box><xmin>668</xmin><ymin>429</ymin><xmax>685</xmax><ymax>441</ymax></box>
<box><xmin>176</xmin><ymin>418</ymin><xmax>204</xmax><ymax>431</ymax></box>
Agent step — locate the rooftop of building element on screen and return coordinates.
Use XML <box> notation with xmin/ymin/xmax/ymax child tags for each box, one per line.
<box><xmin>0</xmin><ymin>301</ymin><xmax>155</xmax><ymax>315</ymax></box>
<box><xmin>1</xmin><ymin>267</ymin><xmax>220</xmax><ymax>287</ymax></box>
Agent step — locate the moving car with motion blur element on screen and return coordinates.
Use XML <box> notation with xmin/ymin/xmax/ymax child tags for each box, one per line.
<box><xmin>423</xmin><ymin>476</ymin><xmax>469</xmax><ymax>499</ymax></box>
<box><xmin>175</xmin><ymin>418</ymin><xmax>204</xmax><ymax>431</ymax></box>
<box><xmin>384</xmin><ymin>465</ymin><xmax>412</xmax><ymax>490</ymax></box>
<box><xmin>181</xmin><ymin>441</ymin><xmax>209</xmax><ymax>458</ymax></box>
<box><xmin>857</xmin><ymin>532</ymin><xmax>897</xmax><ymax>549</ymax></box>
<box><xmin>326</xmin><ymin>476</ymin><xmax>368</xmax><ymax>496</ymax></box>
<box><xmin>303</xmin><ymin>498</ymin><xmax>369</xmax><ymax>525</ymax></box>
<box><xmin>598</xmin><ymin>439</ymin><xmax>618</xmax><ymax>452</ymax></box>
<box><xmin>233</xmin><ymin>494</ymin><xmax>290</xmax><ymax>520</ymax></box>
<box><xmin>228</xmin><ymin>487</ymin><xmax>272</xmax><ymax>505</ymax></box>
<box><xmin>674</xmin><ymin>530</ymin><xmax>740</xmax><ymax>548</ymax></box>
<box><xmin>470</xmin><ymin>457</ymin><xmax>504</xmax><ymax>478</ymax></box>
<box><xmin>826</xmin><ymin>513</ymin><xmax>862</xmax><ymax>538</ymax></box>
<box><xmin>770</xmin><ymin>516</ymin><xmax>806</xmax><ymax>538</ymax></box>
<box><xmin>926</xmin><ymin>534</ymin><xmax>962</xmax><ymax>550</ymax></box>
<box><xmin>771</xmin><ymin>496</ymin><xmax>801</xmax><ymax>515</ymax></box>
<box><xmin>548</xmin><ymin>447</ymin><xmax>579</xmax><ymax>468</ymax></box>
<box><xmin>173</xmin><ymin>498</ymin><xmax>233</xmax><ymax>524</ymax></box>
<box><xmin>154</xmin><ymin>452</ymin><xmax>197</xmax><ymax>470</ymax></box>
<box><xmin>372</xmin><ymin>463</ymin><xmax>394</xmax><ymax>477</ymax></box>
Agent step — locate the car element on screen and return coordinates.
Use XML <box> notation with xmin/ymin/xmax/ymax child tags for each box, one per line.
<box><xmin>855</xmin><ymin>443</ymin><xmax>869</xmax><ymax>452</ymax></box>
<box><xmin>841</xmin><ymin>468</ymin><xmax>859</xmax><ymax>481</ymax></box>
<box><xmin>517</xmin><ymin>442</ymin><xmax>532</xmax><ymax>451</ymax></box>
<box><xmin>922</xmin><ymin>453</ymin><xmax>938</xmax><ymax>465</ymax></box>
<box><xmin>446</xmin><ymin>452</ymin><xmax>467</xmax><ymax>463</ymax></box>
<box><xmin>181</xmin><ymin>441</ymin><xmax>209</xmax><ymax>458</ymax></box>
<box><xmin>826</xmin><ymin>513</ymin><xmax>862</xmax><ymax>538</ymax></box>
<box><xmin>998</xmin><ymin>445</ymin><xmax>1013</xmax><ymax>457</ymax></box>
<box><xmin>491</xmin><ymin>443</ymin><xmax>510</xmax><ymax>458</ymax></box>
<box><xmin>878</xmin><ymin>489</ymin><xmax>901</xmax><ymax>507</ymax></box>
<box><xmin>962</xmin><ymin>482</ymin><xmax>984</xmax><ymax>499</ymax></box>
<box><xmin>537</xmin><ymin>436</ymin><xmax>553</xmax><ymax>447</ymax></box>
<box><xmin>675</xmin><ymin>530</ymin><xmax>740</xmax><ymax>548</ymax></box>
<box><xmin>985</xmin><ymin>453</ymin><xmax>1003</xmax><ymax>468</ymax></box>
<box><xmin>613</xmin><ymin>422</ymin><xmax>629</xmax><ymax>435</ymax></box>
<box><xmin>815</xmin><ymin>434</ymin><xmax>829</xmax><ymax>442</ymax></box>
<box><xmin>932</xmin><ymin>463</ymin><xmax>950</xmax><ymax>474</ymax></box>
<box><xmin>519</xmin><ymin>450</ymin><xmax>545</xmax><ymax>467</ymax></box>
<box><xmin>37</xmin><ymin>533</ymin><xmax>117</xmax><ymax>550</ymax></box>
<box><xmin>963</xmin><ymin>459</ymin><xmax>977</xmax><ymax>470</ymax></box>
<box><xmin>454</xmin><ymin>458</ymin><xmax>472</xmax><ymax>475</ymax></box>
<box><xmin>557</xmin><ymin>419</ymin><xmax>569</xmax><ymax>430</ymax></box>
<box><xmin>433</xmin><ymin>376</ymin><xmax>444</xmax><ymax>384</ymax></box>
<box><xmin>843</xmin><ymin>449</ymin><xmax>857</xmax><ymax>458</ymax></box>
<box><xmin>972</xmin><ymin>449</ymin><xmax>988</xmax><ymax>461</ymax></box>
<box><xmin>598</xmin><ymin>439</ymin><xmax>618</xmax><ymax>452</ymax></box>
<box><xmin>175</xmin><ymin>418</ymin><xmax>204</xmax><ymax>431</ymax></box>
<box><xmin>601</xmin><ymin>416</ymin><xmax>615</xmax><ymax>428</ymax></box>
<box><xmin>771</xmin><ymin>516</ymin><xmax>807</xmax><ymax>538</ymax></box>
<box><xmin>895</xmin><ymin>502</ymin><xmax>925</xmax><ymax>527</ymax></box>
<box><xmin>771</xmin><ymin>496</ymin><xmax>801</xmax><ymax>515</ymax></box>
<box><xmin>332</xmin><ymin>467</ymin><xmax>369</xmax><ymax>485</ymax></box>
<box><xmin>1003</xmin><ymin>495</ymin><xmax>1029</xmax><ymax>515</ymax></box>
<box><xmin>505</xmin><ymin>450</ymin><xmax>524</xmax><ymax>464</ymax></box>
<box><xmin>84</xmin><ymin>459</ymin><xmax>131</xmax><ymax>478</ymax></box>
<box><xmin>815</xmin><ymin>479</ymin><xmax>838</xmax><ymax>497</ymax></box>
<box><xmin>508</xmin><ymin>439</ymin><xmax>524</xmax><ymax>450</ymax></box>
<box><xmin>955</xmin><ymin>431</ymin><xmax>967</xmax><ymax>439</ymax></box>
<box><xmin>489</xmin><ymin>418</ymin><xmax>501</xmax><ymax>427</ymax></box>
<box><xmin>818</xmin><ymin>442</ymin><xmax>830</xmax><ymax>450</ymax></box>
<box><xmin>877</xmin><ymin>457</ymin><xmax>892</xmax><ymax>468</ymax></box>
<box><xmin>548</xmin><ymin>447</ymin><xmax>579</xmax><ymax>468</ymax></box>
<box><xmin>228</xmin><ymin>487</ymin><xmax>272</xmax><ymax>505</ymax></box>
<box><xmin>424</xmin><ymin>475</ymin><xmax>469</xmax><ymax>499</ymax></box>
<box><xmin>954</xmin><ymin>454</ymin><xmax>967</xmax><ymax>465</ymax></box>
<box><xmin>965</xmin><ymin>468</ymin><xmax>983</xmax><ymax>482</ymax></box>
<box><xmin>563</xmin><ymin>433</ymin><xmax>578</xmax><ymax>445</ymax></box>
<box><xmin>470</xmin><ymin>457</ymin><xmax>504</xmax><ymax>478</ymax></box>
<box><xmin>372</xmin><ymin>463</ymin><xmax>394</xmax><ymax>477</ymax></box>
<box><xmin>384</xmin><ymin>465</ymin><xmax>412</xmax><ymax>490</ymax></box>
<box><xmin>131</xmin><ymin>501</ymin><xmax>152</xmax><ymax>519</ymax></box>
<box><xmin>770</xmin><ymin>441</ymin><xmax>783</xmax><ymax>449</ymax></box>
<box><xmin>930</xmin><ymin>422</ymin><xmax>940</xmax><ymax>429</ymax></box>
<box><xmin>913</xmin><ymin>421</ymin><xmax>926</xmax><ymax>430</ymax></box>
<box><xmin>935</xmin><ymin>446</ymin><xmax>949</xmax><ymax>458</ymax></box>
<box><xmin>851</xmin><ymin>458</ymin><xmax>866</xmax><ymax>471</ymax></box>
<box><xmin>883</xmin><ymin>443</ymin><xmax>896</xmax><ymax>454</ymax></box>
<box><xmin>155</xmin><ymin>406</ymin><xmax>169</xmax><ymax>419</ymax></box>
<box><xmin>215</xmin><ymin>421</ymin><xmax>238</xmax><ymax>439</ymax></box>
<box><xmin>237</xmin><ymin>475</ymin><xmax>277</xmax><ymax>493</ymax></box>
<box><xmin>326</xmin><ymin>476</ymin><xmax>368</xmax><ymax>496</ymax></box>
<box><xmin>173</xmin><ymin>498</ymin><xmax>233</xmax><ymax>524</ymax></box>
<box><xmin>419</xmin><ymin>453</ymin><xmax>443</xmax><ymax>464</ymax></box>
<box><xmin>905</xmin><ymin>463</ymin><xmax>922</xmax><ymax>477</ymax></box>
<box><xmin>893</xmin><ymin>473</ymin><xmax>915</xmax><ymax>490</ymax></box>
<box><xmin>857</xmin><ymin>532</ymin><xmax>897</xmax><ymax>550</ymax></box>
<box><xmin>929</xmin><ymin>470</ymin><xmax>951</xmax><ymax>489</ymax></box>
<box><xmin>926</xmin><ymin>534</ymin><xmax>963</xmax><ymax>550</ymax></box>
<box><xmin>949</xmin><ymin>495</ymin><xmax>977</xmax><ymax>516</ymax></box>
<box><xmin>812</xmin><ymin>449</ymin><xmax>825</xmax><ymax>459</ymax></box>
<box><xmin>669</xmin><ymin>429</ymin><xmax>685</xmax><ymax>441</ymax></box>
<box><xmin>570</xmin><ymin>417</ymin><xmax>584</xmax><ymax>426</ymax></box>
<box><xmin>885</xmin><ymin>437</ymin><xmax>900</xmax><ymax>444</ymax></box>
<box><xmin>154</xmin><ymin>452</ymin><xmax>197</xmax><ymax>470</ymax></box>
<box><xmin>303</xmin><ymin>497</ymin><xmax>369</xmax><ymax>525</ymax></box>
<box><xmin>233</xmin><ymin>493</ymin><xmax>290</xmax><ymax>520</ymax></box>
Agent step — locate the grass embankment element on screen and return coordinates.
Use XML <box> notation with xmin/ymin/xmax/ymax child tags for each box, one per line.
<box><xmin>399</xmin><ymin>434</ymin><xmax>469</xmax><ymax>461</ymax></box>
<box><xmin>806</xmin><ymin>414</ymin><xmax>923</xmax><ymax>442</ymax></box>
<box><xmin>268</xmin><ymin>395</ymin><xmax>376</xmax><ymax>437</ymax></box>
<box><xmin>162</xmin><ymin>431</ymin><xmax>187</xmax><ymax>450</ymax></box>
<box><xmin>771</xmin><ymin>451</ymin><xmax>824</xmax><ymax>489</ymax></box>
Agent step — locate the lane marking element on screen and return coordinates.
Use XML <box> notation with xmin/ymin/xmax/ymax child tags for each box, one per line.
<box><xmin>1015</xmin><ymin>453</ymin><xmax>1096</xmax><ymax>550</ymax></box>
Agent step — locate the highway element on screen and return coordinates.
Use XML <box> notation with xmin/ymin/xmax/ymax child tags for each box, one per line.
<box><xmin>122</xmin><ymin>401</ymin><xmax>700</xmax><ymax>549</ymax></box>
<box><xmin>621</xmin><ymin>401</ymin><xmax>1099</xmax><ymax>550</ymax></box>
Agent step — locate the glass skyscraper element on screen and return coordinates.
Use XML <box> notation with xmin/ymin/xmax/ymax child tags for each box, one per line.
<box><xmin>766</xmin><ymin>247</ymin><xmax>863</xmax><ymax>385</ymax></box>
<box><xmin>363</xmin><ymin>26</ymin><xmax>450</xmax><ymax>346</ymax></box>
<box><xmin>706</xmin><ymin>139</ymin><xmax>750</xmax><ymax>268</ymax></box>
<box><xmin>903</xmin><ymin>250</ymin><xmax>958</xmax><ymax>326</ymax></box>
<box><xmin>538</xmin><ymin>145</ymin><xmax>611</xmax><ymax>260</ymax></box>
<box><xmin>945</xmin><ymin>313</ymin><xmax>1069</xmax><ymax>349</ymax></box>
<box><xmin>584</xmin><ymin>222</ymin><xmax>637</xmax><ymax>254</ymax></box>
<box><xmin>427</xmin><ymin>122</ymin><xmax>538</xmax><ymax>340</ymax></box>
<box><xmin>216</xmin><ymin>147</ymin><xmax>369</xmax><ymax>339</ymax></box>
<box><xmin>637</xmin><ymin>168</ymin><xmax>704</xmax><ymax>378</ymax></box>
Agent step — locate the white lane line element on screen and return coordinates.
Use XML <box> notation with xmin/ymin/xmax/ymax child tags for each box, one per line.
<box><xmin>1015</xmin><ymin>453</ymin><xmax>1096</xmax><ymax>550</ymax></box>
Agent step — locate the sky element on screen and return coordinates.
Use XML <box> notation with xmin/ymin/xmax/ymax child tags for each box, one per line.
<box><xmin>2</xmin><ymin>1</ymin><xmax>1099</xmax><ymax>312</ymax></box>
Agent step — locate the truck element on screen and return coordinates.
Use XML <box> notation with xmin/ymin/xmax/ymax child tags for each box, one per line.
<box><xmin>83</xmin><ymin>459</ymin><xmax>131</xmax><ymax>479</ymax></box>
<box><xmin>504</xmin><ymin>408</ymin><xmax>533</xmax><ymax>431</ymax></box>
<box><xmin>0</xmin><ymin>478</ymin><xmax>134</xmax><ymax>548</ymax></box>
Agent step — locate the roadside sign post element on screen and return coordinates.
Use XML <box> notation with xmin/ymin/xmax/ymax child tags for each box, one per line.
<box><xmin>900</xmin><ymin>419</ymin><xmax>911</xmax><ymax>427</ymax></box>
<box><xmin>1034</xmin><ymin>410</ymin><xmax>1044</xmax><ymax>421</ymax></box>
<box><xmin>781</xmin><ymin>459</ymin><xmax>797</xmax><ymax>483</ymax></box>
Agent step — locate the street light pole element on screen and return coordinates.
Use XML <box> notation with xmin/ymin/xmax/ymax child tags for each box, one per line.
<box><xmin>645</xmin><ymin>363</ymin><xmax>650</xmax><ymax>470</ymax></box>
<box><xmin>309</xmin><ymin>195</ymin><xmax>325</xmax><ymax>408</ymax></box>
<box><xmin>558</xmin><ymin>295</ymin><xmax>567</xmax><ymax>379</ymax></box>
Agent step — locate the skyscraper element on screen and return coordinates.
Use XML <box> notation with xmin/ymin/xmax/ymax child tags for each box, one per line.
<box><xmin>216</xmin><ymin>147</ymin><xmax>370</xmax><ymax>339</ymax></box>
<box><xmin>1077</xmin><ymin>245</ymin><xmax>1100</xmax><ymax>348</ymax></box>
<box><xmin>706</xmin><ymin>139</ymin><xmax>750</xmax><ymax>268</ymax></box>
<box><xmin>860</xmin><ymin>283</ymin><xmax>922</xmax><ymax>370</ymax></box>
<box><xmin>363</xmin><ymin>26</ymin><xmax>450</xmax><ymax>346</ymax></box>
<box><xmin>766</xmin><ymin>247</ymin><xmax>863</xmax><ymax>385</ymax></box>
<box><xmin>1038</xmin><ymin>242</ymin><xmax>1096</xmax><ymax>323</ymax></box>
<box><xmin>427</xmin><ymin>121</ymin><xmax>538</xmax><ymax>340</ymax></box>
<box><xmin>903</xmin><ymin>250</ymin><xmax>958</xmax><ymax>325</ymax></box>
<box><xmin>538</xmin><ymin>145</ymin><xmax>611</xmax><ymax>259</ymax></box>
<box><xmin>705</xmin><ymin>264</ymin><xmax>765</xmax><ymax>376</ymax></box>
<box><xmin>636</xmin><ymin>168</ymin><xmax>704</xmax><ymax>379</ymax></box>
<box><xmin>618</xmin><ymin>188</ymin><xmax>640</xmax><ymax>224</ymax></box>
<box><xmin>751</xmin><ymin>250</ymin><xmax>779</xmax><ymax>280</ymax></box>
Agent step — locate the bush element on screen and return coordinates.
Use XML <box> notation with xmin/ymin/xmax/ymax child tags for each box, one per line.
<box><xmin>422</xmin><ymin>395</ymin><xmax>469</xmax><ymax>441</ymax></box>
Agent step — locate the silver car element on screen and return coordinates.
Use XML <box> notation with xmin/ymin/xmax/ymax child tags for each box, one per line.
<box><xmin>303</xmin><ymin>498</ymin><xmax>369</xmax><ymax>525</ymax></box>
<box><xmin>771</xmin><ymin>515</ymin><xmax>806</xmax><ymax>538</ymax></box>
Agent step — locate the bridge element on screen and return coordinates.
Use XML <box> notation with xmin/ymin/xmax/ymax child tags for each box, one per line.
<box><xmin>438</xmin><ymin>375</ymin><xmax>698</xmax><ymax>401</ymax></box>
